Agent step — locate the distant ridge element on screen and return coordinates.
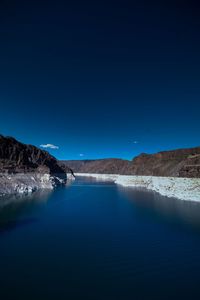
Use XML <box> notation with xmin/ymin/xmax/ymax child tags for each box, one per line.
<box><xmin>62</xmin><ymin>146</ymin><xmax>200</xmax><ymax>178</ymax></box>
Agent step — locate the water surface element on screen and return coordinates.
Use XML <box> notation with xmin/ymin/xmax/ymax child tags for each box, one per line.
<box><xmin>1</xmin><ymin>177</ymin><xmax>200</xmax><ymax>300</ymax></box>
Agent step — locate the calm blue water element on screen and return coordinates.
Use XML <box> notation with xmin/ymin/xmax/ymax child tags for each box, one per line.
<box><xmin>1</xmin><ymin>177</ymin><xmax>200</xmax><ymax>300</ymax></box>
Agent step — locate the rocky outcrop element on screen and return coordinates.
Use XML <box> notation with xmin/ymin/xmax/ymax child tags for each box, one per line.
<box><xmin>0</xmin><ymin>135</ymin><xmax>71</xmax><ymax>194</ymax></box>
<box><xmin>58</xmin><ymin>162</ymin><xmax>76</xmax><ymax>179</ymax></box>
<box><xmin>63</xmin><ymin>146</ymin><xmax>200</xmax><ymax>178</ymax></box>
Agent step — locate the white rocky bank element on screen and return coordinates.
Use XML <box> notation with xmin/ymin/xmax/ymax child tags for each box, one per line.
<box><xmin>76</xmin><ymin>173</ymin><xmax>200</xmax><ymax>202</ymax></box>
<box><xmin>0</xmin><ymin>173</ymin><xmax>65</xmax><ymax>195</ymax></box>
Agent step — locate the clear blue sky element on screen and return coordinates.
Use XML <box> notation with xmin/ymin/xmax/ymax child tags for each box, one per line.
<box><xmin>0</xmin><ymin>0</ymin><xmax>200</xmax><ymax>160</ymax></box>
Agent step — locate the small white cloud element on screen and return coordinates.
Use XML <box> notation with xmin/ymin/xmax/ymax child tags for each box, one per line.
<box><xmin>79</xmin><ymin>153</ymin><xmax>84</xmax><ymax>157</ymax></box>
<box><xmin>129</xmin><ymin>140</ymin><xmax>139</xmax><ymax>144</ymax></box>
<box><xmin>40</xmin><ymin>144</ymin><xmax>59</xmax><ymax>149</ymax></box>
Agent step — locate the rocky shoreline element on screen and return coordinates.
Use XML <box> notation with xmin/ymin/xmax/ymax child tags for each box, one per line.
<box><xmin>76</xmin><ymin>173</ymin><xmax>200</xmax><ymax>202</ymax></box>
<box><xmin>0</xmin><ymin>172</ymin><xmax>67</xmax><ymax>195</ymax></box>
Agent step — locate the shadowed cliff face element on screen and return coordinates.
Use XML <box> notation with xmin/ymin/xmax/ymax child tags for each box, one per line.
<box><xmin>63</xmin><ymin>147</ymin><xmax>200</xmax><ymax>178</ymax></box>
<box><xmin>0</xmin><ymin>135</ymin><xmax>65</xmax><ymax>176</ymax></box>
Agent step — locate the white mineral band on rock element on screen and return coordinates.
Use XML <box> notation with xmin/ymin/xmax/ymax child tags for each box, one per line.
<box><xmin>75</xmin><ymin>173</ymin><xmax>200</xmax><ymax>202</ymax></box>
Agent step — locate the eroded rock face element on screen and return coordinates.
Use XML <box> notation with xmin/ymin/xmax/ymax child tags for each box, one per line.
<box><xmin>0</xmin><ymin>135</ymin><xmax>70</xmax><ymax>194</ymax></box>
<box><xmin>0</xmin><ymin>135</ymin><xmax>65</xmax><ymax>176</ymax></box>
<box><xmin>63</xmin><ymin>147</ymin><xmax>200</xmax><ymax>178</ymax></box>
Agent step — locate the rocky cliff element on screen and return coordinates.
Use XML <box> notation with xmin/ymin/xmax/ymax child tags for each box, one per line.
<box><xmin>0</xmin><ymin>135</ymin><xmax>65</xmax><ymax>175</ymax></box>
<box><xmin>63</xmin><ymin>146</ymin><xmax>200</xmax><ymax>178</ymax></box>
<box><xmin>0</xmin><ymin>135</ymin><xmax>70</xmax><ymax>194</ymax></box>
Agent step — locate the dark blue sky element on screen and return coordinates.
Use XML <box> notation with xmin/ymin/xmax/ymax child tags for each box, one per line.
<box><xmin>0</xmin><ymin>0</ymin><xmax>200</xmax><ymax>160</ymax></box>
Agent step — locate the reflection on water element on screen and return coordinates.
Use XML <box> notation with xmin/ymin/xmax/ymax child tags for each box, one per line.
<box><xmin>1</xmin><ymin>181</ymin><xmax>200</xmax><ymax>233</ymax></box>
<box><xmin>0</xmin><ymin>179</ymin><xmax>75</xmax><ymax>233</ymax></box>
<box><xmin>0</xmin><ymin>189</ymin><xmax>52</xmax><ymax>232</ymax></box>
<box><xmin>118</xmin><ymin>186</ymin><xmax>200</xmax><ymax>230</ymax></box>
<box><xmin>0</xmin><ymin>189</ymin><xmax>52</xmax><ymax>209</ymax></box>
<box><xmin>1</xmin><ymin>178</ymin><xmax>200</xmax><ymax>299</ymax></box>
